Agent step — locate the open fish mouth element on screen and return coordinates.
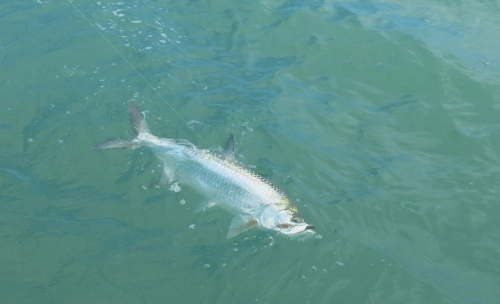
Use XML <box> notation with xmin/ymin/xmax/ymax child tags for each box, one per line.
<box><xmin>282</xmin><ymin>224</ymin><xmax>316</xmax><ymax>240</ymax></box>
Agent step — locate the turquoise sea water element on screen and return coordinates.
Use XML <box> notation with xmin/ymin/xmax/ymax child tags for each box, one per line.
<box><xmin>1</xmin><ymin>0</ymin><xmax>500</xmax><ymax>303</ymax></box>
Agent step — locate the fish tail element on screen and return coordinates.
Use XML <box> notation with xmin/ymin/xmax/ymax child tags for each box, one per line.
<box><xmin>94</xmin><ymin>103</ymin><xmax>150</xmax><ymax>150</ymax></box>
<box><xmin>129</xmin><ymin>102</ymin><xmax>150</xmax><ymax>135</ymax></box>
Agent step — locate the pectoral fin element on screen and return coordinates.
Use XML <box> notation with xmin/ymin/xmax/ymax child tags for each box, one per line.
<box><xmin>227</xmin><ymin>214</ymin><xmax>259</xmax><ymax>238</ymax></box>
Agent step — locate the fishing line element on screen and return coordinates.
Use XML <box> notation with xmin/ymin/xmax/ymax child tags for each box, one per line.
<box><xmin>67</xmin><ymin>0</ymin><xmax>210</xmax><ymax>147</ymax></box>
<box><xmin>68</xmin><ymin>1</ymin><xmax>265</xmax><ymax>200</ymax></box>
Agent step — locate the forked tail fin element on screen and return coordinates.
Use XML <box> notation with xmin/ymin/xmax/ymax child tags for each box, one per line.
<box><xmin>94</xmin><ymin>103</ymin><xmax>149</xmax><ymax>150</ymax></box>
<box><xmin>129</xmin><ymin>102</ymin><xmax>150</xmax><ymax>135</ymax></box>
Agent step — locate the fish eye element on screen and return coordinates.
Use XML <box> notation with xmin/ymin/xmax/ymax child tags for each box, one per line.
<box><xmin>291</xmin><ymin>216</ymin><xmax>304</xmax><ymax>223</ymax></box>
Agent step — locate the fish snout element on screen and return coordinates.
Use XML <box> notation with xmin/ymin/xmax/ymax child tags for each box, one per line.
<box><xmin>305</xmin><ymin>225</ymin><xmax>315</xmax><ymax>231</ymax></box>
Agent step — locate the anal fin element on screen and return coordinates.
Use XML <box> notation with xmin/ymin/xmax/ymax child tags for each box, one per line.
<box><xmin>149</xmin><ymin>167</ymin><xmax>175</xmax><ymax>189</ymax></box>
<box><xmin>149</xmin><ymin>161</ymin><xmax>175</xmax><ymax>188</ymax></box>
<box><xmin>196</xmin><ymin>199</ymin><xmax>217</xmax><ymax>213</ymax></box>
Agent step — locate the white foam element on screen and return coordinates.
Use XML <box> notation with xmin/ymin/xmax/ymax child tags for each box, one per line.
<box><xmin>113</xmin><ymin>9</ymin><xmax>124</xmax><ymax>17</ymax></box>
<box><xmin>169</xmin><ymin>182</ymin><xmax>181</xmax><ymax>192</ymax></box>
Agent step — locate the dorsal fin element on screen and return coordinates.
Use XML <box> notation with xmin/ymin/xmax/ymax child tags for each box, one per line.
<box><xmin>222</xmin><ymin>134</ymin><xmax>235</xmax><ymax>159</ymax></box>
<box><xmin>129</xmin><ymin>103</ymin><xmax>150</xmax><ymax>135</ymax></box>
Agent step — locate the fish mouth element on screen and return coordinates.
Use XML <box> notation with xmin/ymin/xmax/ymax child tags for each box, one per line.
<box><xmin>285</xmin><ymin>225</ymin><xmax>316</xmax><ymax>240</ymax></box>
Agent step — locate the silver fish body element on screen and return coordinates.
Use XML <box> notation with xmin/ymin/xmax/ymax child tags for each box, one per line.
<box><xmin>98</xmin><ymin>103</ymin><xmax>315</xmax><ymax>239</ymax></box>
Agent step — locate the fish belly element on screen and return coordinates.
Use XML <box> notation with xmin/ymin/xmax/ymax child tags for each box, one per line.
<box><xmin>155</xmin><ymin>146</ymin><xmax>277</xmax><ymax>215</ymax></box>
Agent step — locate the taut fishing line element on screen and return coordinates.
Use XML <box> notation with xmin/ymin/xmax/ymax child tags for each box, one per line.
<box><xmin>68</xmin><ymin>0</ymin><xmax>262</xmax><ymax>198</ymax></box>
<box><xmin>67</xmin><ymin>0</ymin><xmax>210</xmax><ymax>147</ymax></box>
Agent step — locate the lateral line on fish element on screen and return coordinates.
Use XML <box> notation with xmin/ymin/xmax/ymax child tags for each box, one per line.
<box><xmin>68</xmin><ymin>1</ymin><xmax>263</xmax><ymax>199</ymax></box>
<box><xmin>66</xmin><ymin>0</ymin><xmax>209</xmax><ymax>147</ymax></box>
<box><xmin>98</xmin><ymin>103</ymin><xmax>316</xmax><ymax>239</ymax></box>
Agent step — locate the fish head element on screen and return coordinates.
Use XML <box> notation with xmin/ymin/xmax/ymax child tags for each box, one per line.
<box><xmin>260</xmin><ymin>202</ymin><xmax>316</xmax><ymax>240</ymax></box>
<box><xmin>276</xmin><ymin>212</ymin><xmax>316</xmax><ymax>240</ymax></box>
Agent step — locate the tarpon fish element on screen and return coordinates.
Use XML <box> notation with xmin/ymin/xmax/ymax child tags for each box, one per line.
<box><xmin>97</xmin><ymin>103</ymin><xmax>315</xmax><ymax>240</ymax></box>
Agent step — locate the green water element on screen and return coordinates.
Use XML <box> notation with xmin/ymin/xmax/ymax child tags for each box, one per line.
<box><xmin>1</xmin><ymin>0</ymin><xmax>500</xmax><ymax>303</ymax></box>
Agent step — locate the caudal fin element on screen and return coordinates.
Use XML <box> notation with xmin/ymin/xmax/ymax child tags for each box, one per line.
<box><xmin>94</xmin><ymin>138</ymin><xmax>137</xmax><ymax>150</ymax></box>
<box><xmin>129</xmin><ymin>103</ymin><xmax>150</xmax><ymax>135</ymax></box>
<box><xmin>94</xmin><ymin>103</ymin><xmax>149</xmax><ymax>150</ymax></box>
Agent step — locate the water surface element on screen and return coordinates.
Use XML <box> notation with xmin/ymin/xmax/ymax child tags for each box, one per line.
<box><xmin>1</xmin><ymin>0</ymin><xmax>499</xmax><ymax>303</ymax></box>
